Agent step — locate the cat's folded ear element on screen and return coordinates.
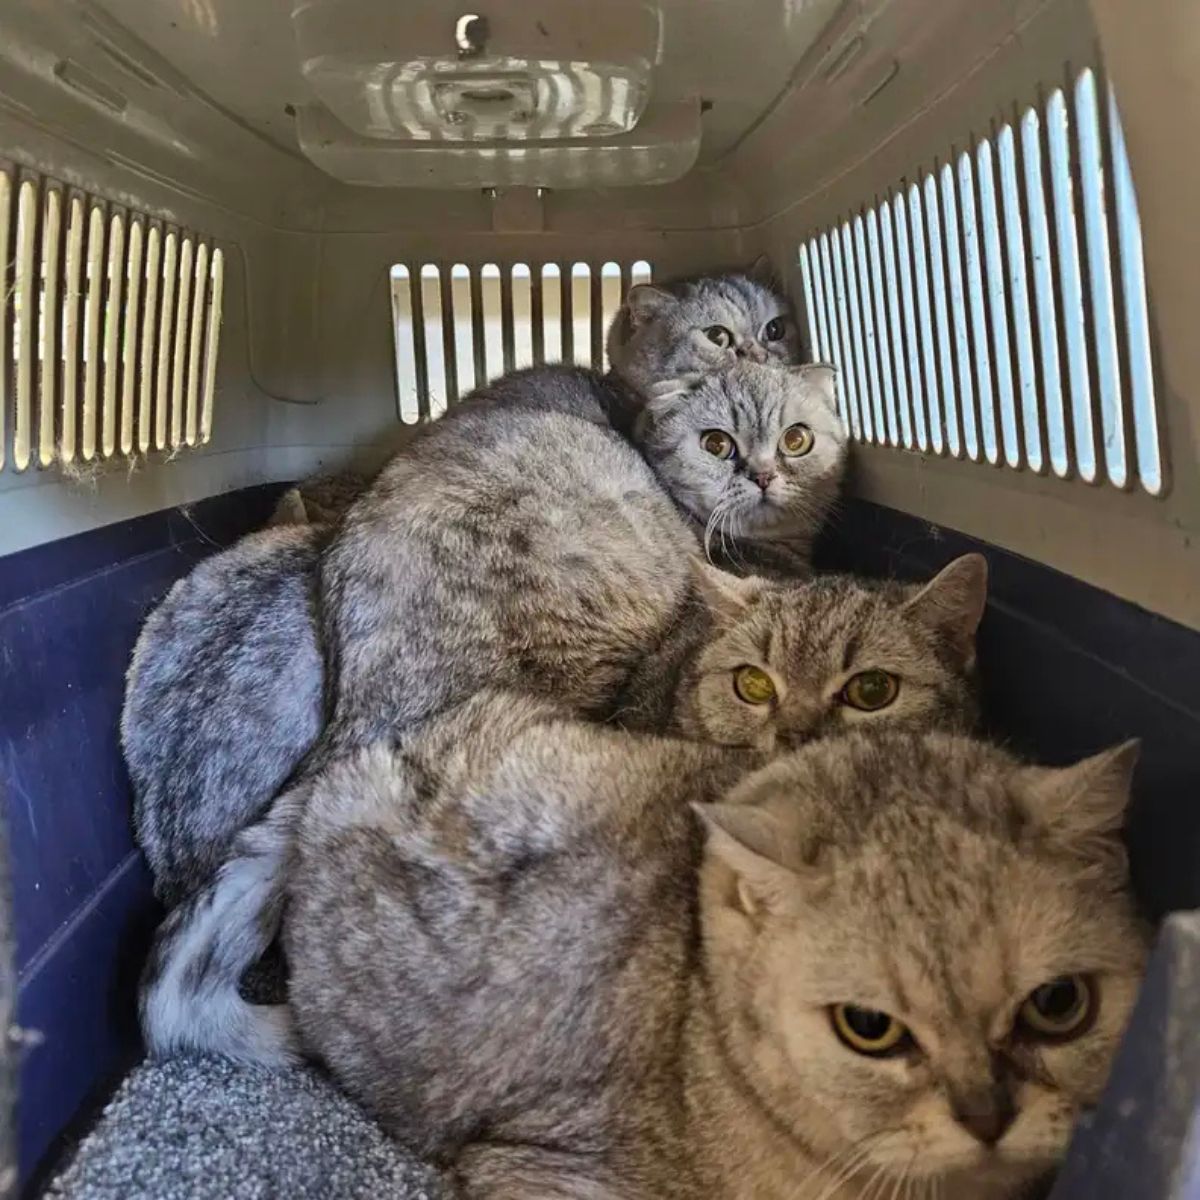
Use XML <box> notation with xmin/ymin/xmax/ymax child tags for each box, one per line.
<box><xmin>693</xmin><ymin>802</ymin><xmax>827</xmax><ymax>916</ymax></box>
<box><xmin>690</xmin><ymin>559</ymin><xmax>765</xmax><ymax>621</ymax></box>
<box><xmin>624</xmin><ymin>284</ymin><xmax>677</xmax><ymax>327</ymax></box>
<box><xmin>746</xmin><ymin>254</ymin><xmax>780</xmax><ymax>289</ymax></box>
<box><xmin>1015</xmin><ymin>740</ymin><xmax>1140</xmax><ymax>876</ymax></box>
<box><xmin>789</xmin><ymin>362</ymin><xmax>838</xmax><ymax>409</ymax></box>
<box><xmin>902</xmin><ymin>554</ymin><xmax>988</xmax><ymax>667</ymax></box>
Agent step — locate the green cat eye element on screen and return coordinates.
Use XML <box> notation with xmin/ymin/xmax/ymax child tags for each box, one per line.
<box><xmin>1018</xmin><ymin>975</ymin><xmax>1095</xmax><ymax>1041</ymax></box>
<box><xmin>705</xmin><ymin>325</ymin><xmax>734</xmax><ymax>349</ymax></box>
<box><xmin>831</xmin><ymin>1004</ymin><xmax>912</xmax><ymax>1057</ymax></box>
<box><xmin>700</xmin><ymin>429</ymin><xmax>736</xmax><ymax>460</ymax></box>
<box><xmin>733</xmin><ymin>665</ymin><xmax>776</xmax><ymax>706</ymax></box>
<box><xmin>841</xmin><ymin>669</ymin><xmax>900</xmax><ymax>712</ymax></box>
<box><xmin>779</xmin><ymin>423</ymin><xmax>814</xmax><ymax>457</ymax></box>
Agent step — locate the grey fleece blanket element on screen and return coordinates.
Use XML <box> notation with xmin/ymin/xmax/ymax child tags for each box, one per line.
<box><xmin>46</xmin><ymin>1057</ymin><xmax>446</xmax><ymax>1200</ymax></box>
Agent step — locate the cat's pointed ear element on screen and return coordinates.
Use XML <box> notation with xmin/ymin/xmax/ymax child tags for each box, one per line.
<box><xmin>694</xmin><ymin>802</ymin><xmax>826</xmax><ymax>915</ymax></box>
<box><xmin>746</xmin><ymin>254</ymin><xmax>779</xmax><ymax>288</ymax></box>
<box><xmin>690</xmin><ymin>559</ymin><xmax>764</xmax><ymax>621</ymax></box>
<box><xmin>624</xmin><ymin>284</ymin><xmax>676</xmax><ymax>327</ymax></box>
<box><xmin>1018</xmin><ymin>740</ymin><xmax>1140</xmax><ymax>845</ymax></box>
<box><xmin>902</xmin><ymin>554</ymin><xmax>988</xmax><ymax>667</ymax></box>
<box><xmin>790</xmin><ymin>362</ymin><xmax>838</xmax><ymax>409</ymax></box>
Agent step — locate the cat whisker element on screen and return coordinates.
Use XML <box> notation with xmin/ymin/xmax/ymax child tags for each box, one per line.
<box><xmin>805</xmin><ymin>1137</ymin><xmax>878</xmax><ymax>1200</ymax></box>
<box><xmin>859</xmin><ymin>1159</ymin><xmax>894</xmax><ymax>1200</ymax></box>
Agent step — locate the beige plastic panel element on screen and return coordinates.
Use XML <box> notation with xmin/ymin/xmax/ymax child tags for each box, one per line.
<box><xmin>0</xmin><ymin>0</ymin><xmax>1192</xmax><ymax>634</ymax></box>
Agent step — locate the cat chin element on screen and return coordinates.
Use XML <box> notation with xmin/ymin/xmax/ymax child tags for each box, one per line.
<box><xmin>913</xmin><ymin>1153</ymin><xmax>1058</xmax><ymax>1200</ymax></box>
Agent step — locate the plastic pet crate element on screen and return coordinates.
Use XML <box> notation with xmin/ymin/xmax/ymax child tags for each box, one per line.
<box><xmin>0</xmin><ymin>0</ymin><xmax>1196</xmax><ymax>1194</ymax></box>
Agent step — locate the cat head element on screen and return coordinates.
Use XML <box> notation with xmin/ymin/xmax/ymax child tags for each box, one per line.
<box><xmin>696</xmin><ymin>731</ymin><xmax>1149</xmax><ymax>1199</ymax></box>
<box><xmin>673</xmin><ymin>554</ymin><xmax>988</xmax><ymax>749</ymax></box>
<box><xmin>637</xmin><ymin>360</ymin><xmax>846</xmax><ymax>549</ymax></box>
<box><xmin>607</xmin><ymin>263</ymin><xmax>800</xmax><ymax>399</ymax></box>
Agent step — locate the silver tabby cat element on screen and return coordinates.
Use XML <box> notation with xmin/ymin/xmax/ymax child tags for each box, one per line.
<box><xmin>138</xmin><ymin>367</ymin><xmax>979</xmax><ymax>1066</ymax></box>
<box><xmin>606</xmin><ymin>261</ymin><xmax>801</xmax><ymax>401</ymax></box>
<box><xmin>286</xmin><ymin>690</ymin><xmax>1149</xmax><ymax>1200</ymax></box>
<box><xmin>124</xmin><ymin>354</ymin><xmax>842</xmax><ymax>904</ymax></box>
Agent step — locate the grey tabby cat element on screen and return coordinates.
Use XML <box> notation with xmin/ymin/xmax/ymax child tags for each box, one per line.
<box><xmin>286</xmin><ymin>689</ymin><xmax>1149</xmax><ymax>1200</ymax></box>
<box><xmin>278</xmin><ymin>262</ymin><xmax>799</xmax><ymax>527</ymax></box>
<box><xmin>607</xmin><ymin>261</ymin><xmax>801</xmax><ymax>402</ymax></box>
<box><xmin>124</xmin><ymin>268</ymin><xmax>815</xmax><ymax>906</ymax></box>
<box><xmin>121</xmin><ymin>524</ymin><xmax>327</xmax><ymax>906</ymax></box>
<box><xmin>139</xmin><ymin>366</ymin><xmax>979</xmax><ymax>1065</ymax></box>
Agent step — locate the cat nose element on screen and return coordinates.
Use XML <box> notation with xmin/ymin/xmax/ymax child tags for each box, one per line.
<box><xmin>950</xmin><ymin>1084</ymin><xmax>1017</xmax><ymax>1147</ymax></box>
<box><xmin>752</xmin><ymin>470</ymin><xmax>776</xmax><ymax>492</ymax></box>
<box><xmin>738</xmin><ymin>342</ymin><xmax>768</xmax><ymax>363</ymax></box>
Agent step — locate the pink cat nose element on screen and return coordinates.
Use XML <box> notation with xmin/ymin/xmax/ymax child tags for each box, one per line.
<box><xmin>739</xmin><ymin>342</ymin><xmax>769</xmax><ymax>363</ymax></box>
<box><xmin>753</xmin><ymin>470</ymin><xmax>776</xmax><ymax>492</ymax></box>
<box><xmin>950</xmin><ymin>1085</ymin><xmax>1016</xmax><ymax>1147</ymax></box>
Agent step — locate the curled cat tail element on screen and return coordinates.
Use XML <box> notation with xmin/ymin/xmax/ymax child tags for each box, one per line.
<box><xmin>139</xmin><ymin>787</ymin><xmax>305</xmax><ymax>1068</ymax></box>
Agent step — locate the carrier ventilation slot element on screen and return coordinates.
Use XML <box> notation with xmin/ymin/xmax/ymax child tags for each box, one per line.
<box><xmin>0</xmin><ymin>169</ymin><xmax>225</xmax><ymax>473</ymax></box>
<box><xmin>390</xmin><ymin>259</ymin><xmax>653</xmax><ymax>425</ymax></box>
<box><xmin>798</xmin><ymin>68</ymin><xmax>1162</xmax><ymax>494</ymax></box>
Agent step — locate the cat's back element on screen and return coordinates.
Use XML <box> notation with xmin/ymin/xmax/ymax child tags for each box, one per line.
<box><xmin>288</xmin><ymin>693</ymin><xmax>742</xmax><ymax>1164</ymax></box>
<box><xmin>323</xmin><ymin>381</ymin><xmax>699</xmax><ymax>730</ymax></box>
<box><xmin>123</xmin><ymin>523</ymin><xmax>326</xmax><ymax>902</ymax></box>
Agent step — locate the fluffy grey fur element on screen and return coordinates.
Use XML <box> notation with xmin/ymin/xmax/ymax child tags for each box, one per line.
<box><xmin>121</xmin><ymin>525</ymin><xmax>327</xmax><ymax>907</ymax></box>
<box><xmin>286</xmin><ymin>691</ymin><xmax>1149</xmax><ymax>1200</ymax></box>
<box><xmin>315</xmin><ymin>365</ymin><xmax>849</xmax><ymax>754</ymax></box>
<box><xmin>126</xmin><ymin>361</ymin><xmax>840</xmax><ymax>908</ymax></box>
<box><xmin>136</xmin><ymin>367</ymin><xmax>970</xmax><ymax>1066</ymax></box>
<box><xmin>607</xmin><ymin>263</ymin><xmax>801</xmax><ymax>402</ymax></box>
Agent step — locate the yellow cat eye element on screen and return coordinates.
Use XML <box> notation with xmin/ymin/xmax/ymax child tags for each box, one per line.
<box><xmin>705</xmin><ymin>324</ymin><xmax>734</xmax><ymax>348</ymax></box>
<box><xmin>700</xmin><ymin>429</ymin><xmax>736</xmax><ymax>460</ymax></box>
<box><xmin>841</xmin><ymin>669</ymin><xmax>900</xmax><ymax>712</ymax></box>
<box><xmin>831</xmin><ymin>1004</ymin><xmax>911</xmax><ymax>1057</ymax></box>
<box><xmin>733</xmin><ymin>665</ymin><xmax>776</xmax><ymax>705</ymax></box>
<box><xmin>1017</xmin><ymin>975</ymin><xmax>1095</xmax><ymax>1041</ymax></box>
<box><xmin>779</xmin><ymin>423</ymin><xmax>814</xmax><ymax>457</ymax></box>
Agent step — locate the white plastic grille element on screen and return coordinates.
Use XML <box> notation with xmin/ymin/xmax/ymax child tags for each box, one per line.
<box><xmin>798</xmin><ymin>68</ymin><xmax>1162</xmax><ymax>494</ymax></box>
<box><xmin>390</xmin><ymin>259</ymin><xmax>653</xmax><ymax>425</ymax></box>
<box><xmin>0</xmin><ymin>168</ymin><xmax>224</xmax><ymax>472</ymax></box>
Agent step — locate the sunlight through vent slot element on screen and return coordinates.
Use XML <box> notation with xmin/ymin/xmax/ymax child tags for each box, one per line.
<box><xmin>797</xmin><ymin>68</ymin><xmax>1161</xmax><ymax>493</ymax></box>
<box><xmin>0</xmin><ymin>173</ymin><xmax>223</xmax><ymax>472</ymax></box>
<box><xmin>138</xmin><ymin>224</ymin><xmax>161</xmax><ymax>454</ymax></box>
<box><xmin>13</xmin><ymin>179</ymin><xmax>37</xmax><ymax>471</ymax></box>
<box><xmin>155</xmin><ymin>230</ymin><xmax>178</xmax><ymax>450</ymax></box>
<box><xmin>60</xmin><ymin>195</ymin><xmax>84</xmax><ymax>465</ymax></box>
<box><xmin>511</xmin><ymin>264</ymin><xmax>534</xmax><ymax>371</ymax></box>
<box><xmin>38</xmin><ymin>188</ymin><xmax>62</xmax><ymax>468</ymax></box>
<box><xmin>570</xmin><ymin>263</ymin><xmax>592</xmax><ymax>367</ymax></box>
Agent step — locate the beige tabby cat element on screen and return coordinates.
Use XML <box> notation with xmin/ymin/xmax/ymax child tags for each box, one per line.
<box><xmin>285</xmin><ymin>691</ymin><xmax>1149</xmax><ymax>1200</ymax></box>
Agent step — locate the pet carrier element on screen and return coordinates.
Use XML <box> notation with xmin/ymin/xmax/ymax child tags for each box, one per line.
<box><xmin>0</xmin><ymin>0</ymin><xmax>1196</xmax><ymax>1195</ymax></box>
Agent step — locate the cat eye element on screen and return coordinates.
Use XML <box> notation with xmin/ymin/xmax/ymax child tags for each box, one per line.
<box><xmin>700</xmin><ymin>429</ymin><xmax>737</xmax><ymax>460</ymax></box>
<box><xmin>1018</xmin><ymin>975</ymin><xmax>1095</xmax><ymax>1041</ymax></box>
<box><xmin>840</xmin><ymin>669</ymin><xmax>900</xmax><ymax>711</ymax></box>
<box><xmin>831</xmin><ymin>1004</ymin><xmax>912</xmax><ymax>1057</ymax></box>
<box><xmin>733</xmin><ymin>665</ymin><xmax>776</xmax><ymax>705</ymax></box>
<box><xmin>704</xmin><ymin>325</ymin><xmax>734</xmax><ymax>349</ymax></box>
<box><xmin>778</xmin><ymin>423</ymin><xmax>814</xmax><ymax>457</ymax></box>
<box><xmin>763</xmin><ymin>316</ymin><xmax>788</xmax><ymax>342</ymax></box>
